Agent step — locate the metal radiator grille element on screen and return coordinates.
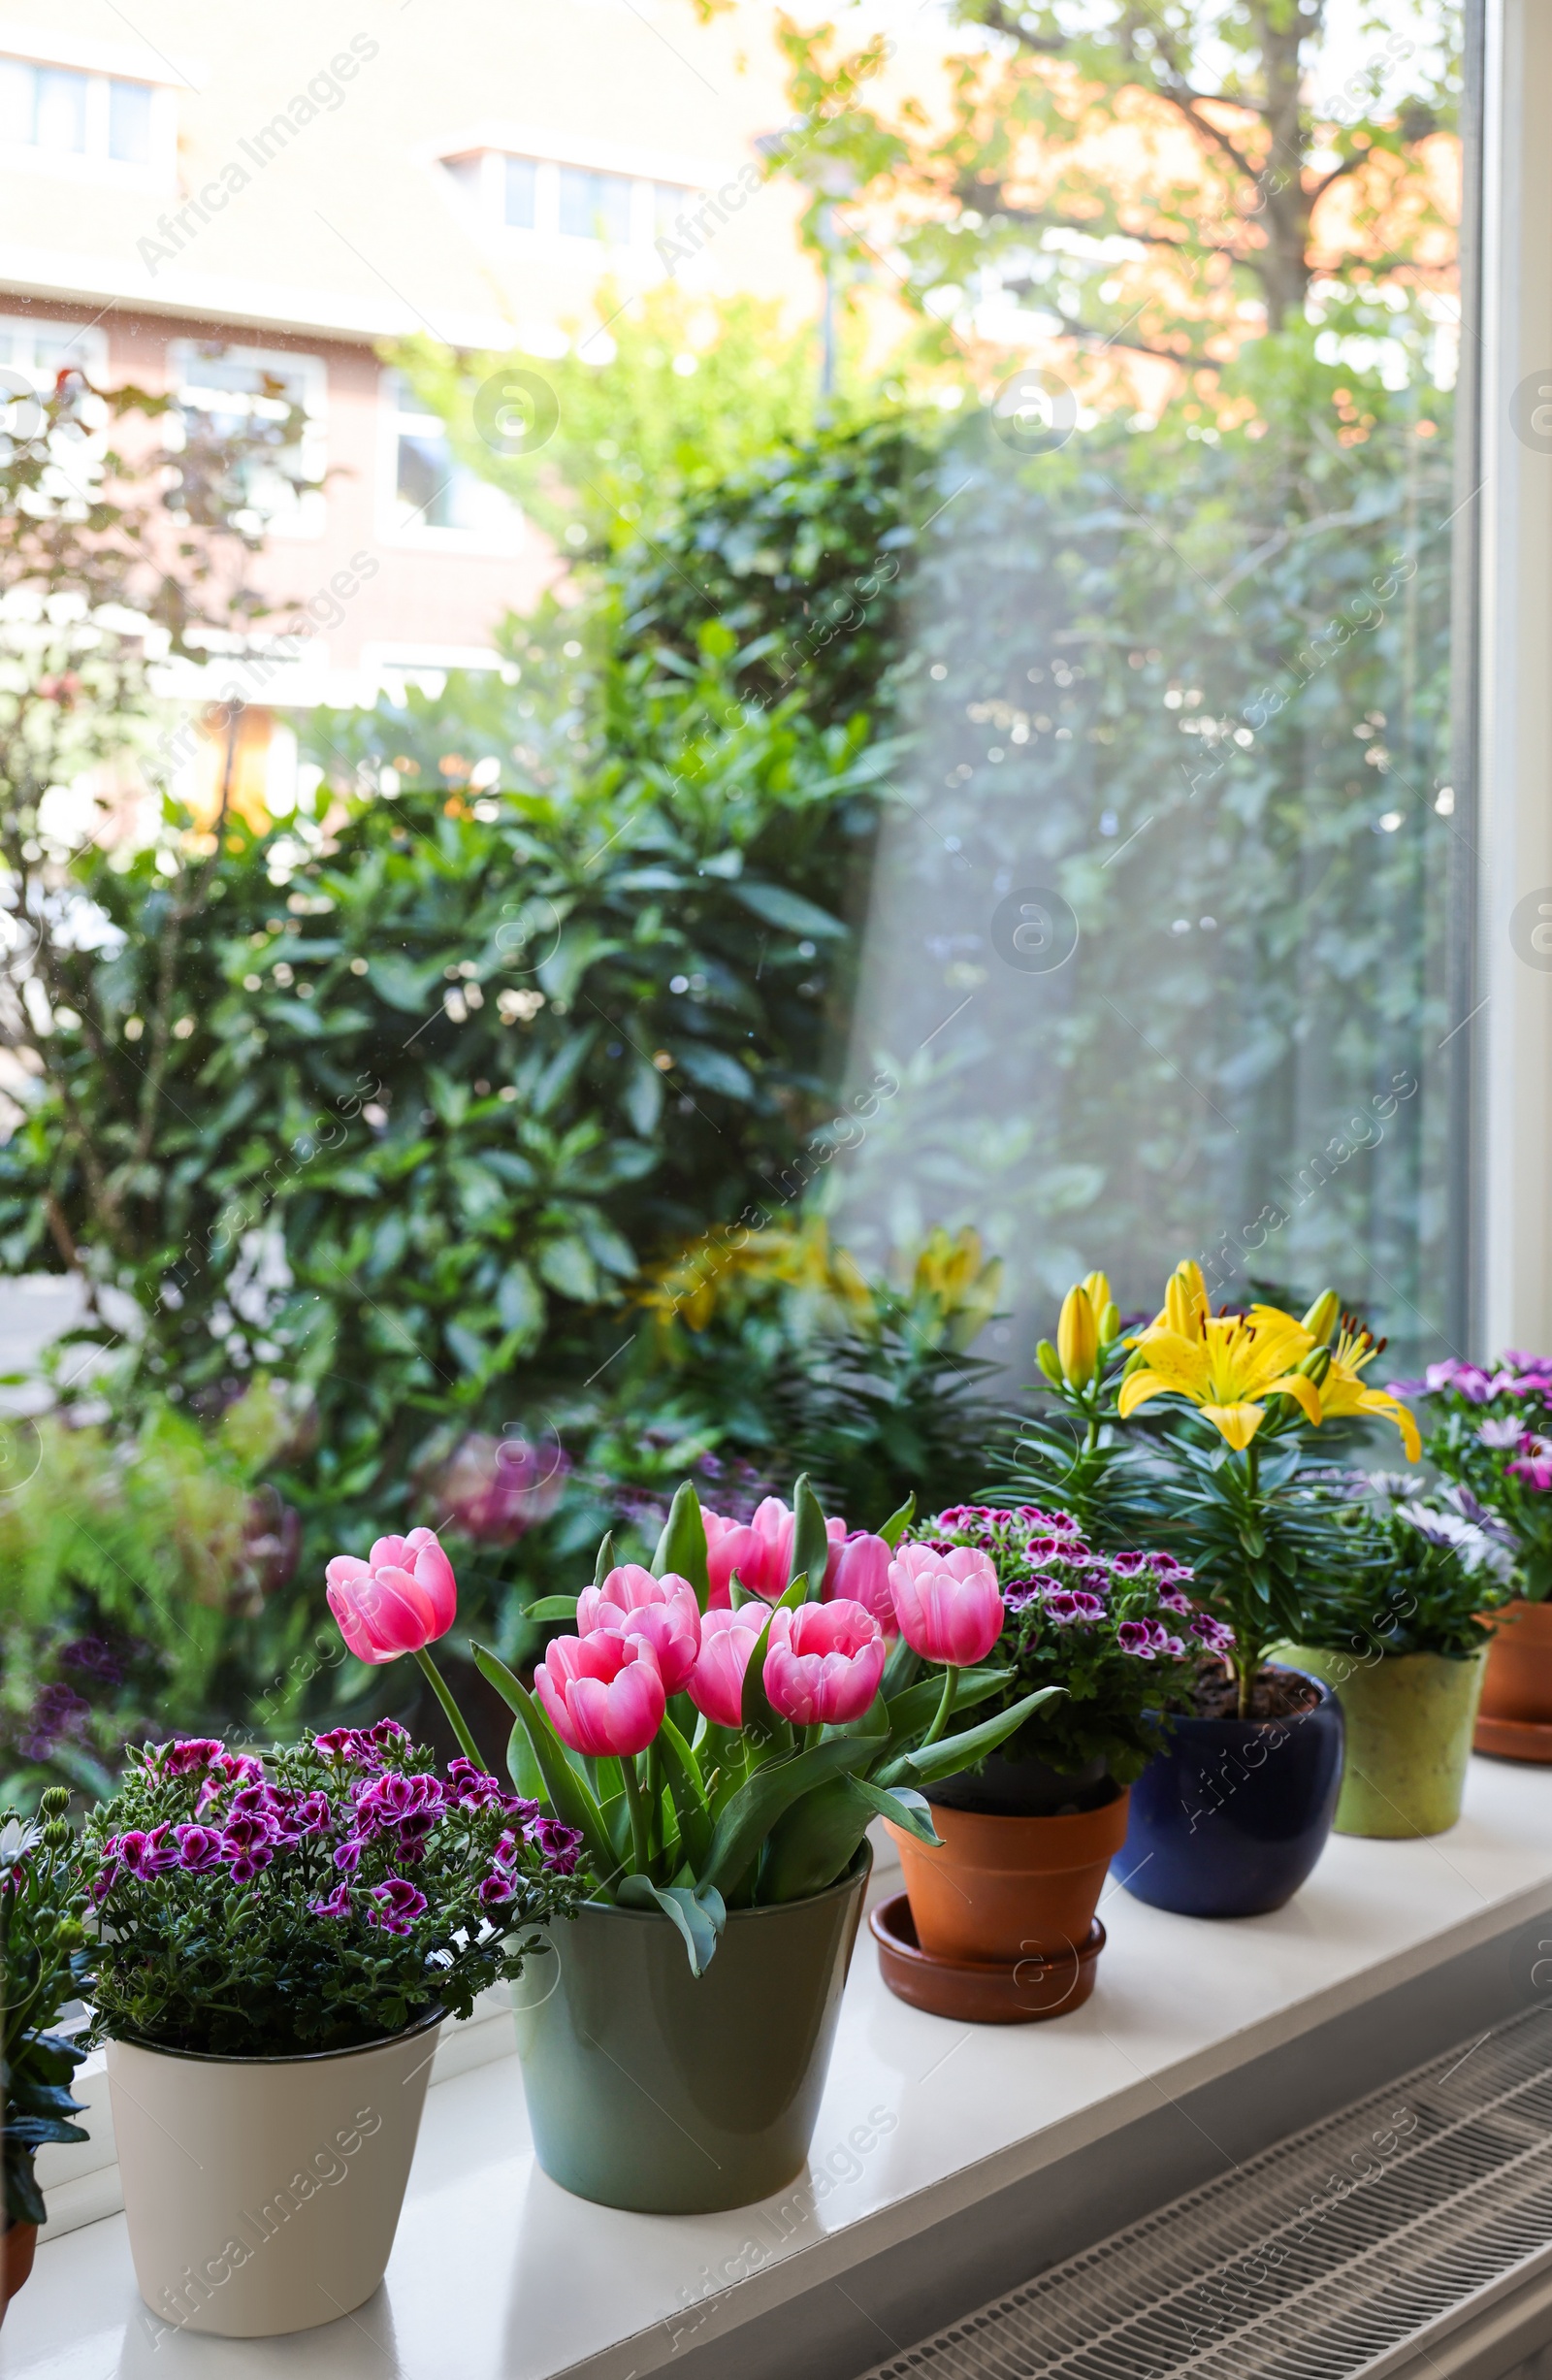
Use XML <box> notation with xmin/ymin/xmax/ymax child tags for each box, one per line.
<box><xmin>860</xmin><ymin>2003</ymin><xmax>1552</xmax><ymax>2380</ymax></box>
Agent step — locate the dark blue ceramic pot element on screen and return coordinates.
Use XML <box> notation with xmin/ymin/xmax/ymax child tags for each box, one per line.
<box><xmin>1113</xmin><ymin>1667</ymin><xmax>1344</xmax><ymax>1918</ymax></box>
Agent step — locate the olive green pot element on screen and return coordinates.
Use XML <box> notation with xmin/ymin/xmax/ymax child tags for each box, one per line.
<box><xmin>1282</xmin><ymin>1645</ymin><xmax>1487</xmax><ymax>1838</ymax></box>
<box><xmin>513</xmin><ymin>1850</ymin><xmax>869</xmax><ymax>2213</ymax></box>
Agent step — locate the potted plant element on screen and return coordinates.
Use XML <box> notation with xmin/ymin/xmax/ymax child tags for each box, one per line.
<box><xmin>1015</xmin><ymin>1263</ymin><xmax>1421</xmax><ymax>1916</ymax></box>
<box><xmin>869</xmin><ymin>1501</ymin><xmax>1205</xmax><ymax>2022</ymax></box>
<box><xmin>2</xmin><ymin>1789</ymin><xmax>89</xmax><ymax>2319</ymax></box>
<box><xmin>80</xmin><ymin>1687</ymin><xmax>583</xmax><ymax>2339</ymax></box>
<box><xmin>326</xmin><ymin>1484</ymin><xmax>1059</xmax><ymax>2212</ymax></box>
<box><xmin>1284</xmin><ymin>1486</ymin><xmax>1513</xmax><ymax>1835</ymax></box>
<box><xmin>1388</xmin><ymin>1353</ymin><xmax>1552</xmax><ymax>1758</ymax></box>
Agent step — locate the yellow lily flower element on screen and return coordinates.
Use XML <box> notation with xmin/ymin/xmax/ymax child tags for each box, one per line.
<box><xmin>1140</xmin><ymin>1257</ymin><xmax>1212</xmax><ymax>1343</ymax></box>
<box><xmin>1117</xmin><ymin>1307</ymin><xmax>1324</xmax><ymax>1451</ymax></box>
<box><xmin>1317</xmin><ymin>1322</ymin><xmax>1421</xmax><ymax>1461</ymax></box>
<box><xmin>1057</xmin><ymin>1284</ymin><xmax>1100</xmax><ymax>1387</ymax></box>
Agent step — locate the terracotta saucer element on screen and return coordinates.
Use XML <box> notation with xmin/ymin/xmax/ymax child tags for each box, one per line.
<box><xmin>1474</xmin><ymin>1712</ymin><xmax>1552</xmax><ymax>1764</ymax></box>
<box><xmin>869</xmin><ymin>1894</ymin><xmax>1105</xmax><ymax>2024</ymax></box>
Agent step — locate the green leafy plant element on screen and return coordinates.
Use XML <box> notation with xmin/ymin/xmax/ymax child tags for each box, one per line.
<box><xmin>1297</xmin><ymin>1484</ymin><xmax>1515</xmax><ymax>1662</ymax></box>
<box><xmin>2</xmin><ymin>1787</ymin><xmax>90</xmax><ymax>2230</ymax></box>
<box><xmin>79</xmin><ymin>1725</ymin><xmax>585</xmax><ymax>2057</ymax></box>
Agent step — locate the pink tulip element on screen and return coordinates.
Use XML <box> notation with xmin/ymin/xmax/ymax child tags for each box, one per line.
<box><xmin>887</xmin><ymin>1543</ymin><xmax>1004</xmax><ymax>1667</ymax></box>
<box><xmin>763</xmin><ymin>1599</ymin><xmax>886</xmax><ymax>1727</ymax></box>
<box><xmin>687</xmin><ymin>1605</ymin><xmax>768</xmax><ymax>1728</ymax></box>
<box><xmin>534</xmin><ymin>1633</ymin><xmax>665</xmax><ymax>1758</ymax></box>
<box><xmin>326</xmin><ymin>1529</ymin><xmax>458</xmax><ymax>1665</ymax></box>
<box><xmin>576</xmin><ymin>1566</ymin><xmax>700</xmax><ymax>1697</ymax></box>
<box><xmin>823</xmin><ymin>1531</ymin><xmax>897</xmax><ymax>1635</ymax></box>
<box><xmin>701</xmin><ymin>1495</ymin><xmax>796</xmax><ymax>1605</ymax></box>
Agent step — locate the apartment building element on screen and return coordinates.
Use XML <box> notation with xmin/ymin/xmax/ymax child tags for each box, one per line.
<box><xmin>0</xmin><ymin>0</ymin><xmax>819</xmax><ymax>720</ymax></box>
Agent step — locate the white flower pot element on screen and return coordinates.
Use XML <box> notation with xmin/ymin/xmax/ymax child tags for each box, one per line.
<box><xmin>107</xmin><ymin>2008</ymin><xmax>440</xmax><ymax>2339</ymax></box>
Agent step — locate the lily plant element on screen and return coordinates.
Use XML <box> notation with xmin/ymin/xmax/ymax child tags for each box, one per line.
<box><xmin>326</xmin><ymin>1482</ymin><xmax>1061</xmax><ymax>1974</ymax></box>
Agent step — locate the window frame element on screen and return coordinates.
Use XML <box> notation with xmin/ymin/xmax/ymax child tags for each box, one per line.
<box><xmin>166</xmin><ymin>341</ymin><xmax>329</xmax><ymax>544</ymax></box>
<box><xmin>0</xmin><ymin>48</ymin><xmax>174</xmax><ymax>185</ymax></box>
<box><xmin>375</xmin><ymin>369</ymin><xmax>525</xmax><ymax>554</ymax></box>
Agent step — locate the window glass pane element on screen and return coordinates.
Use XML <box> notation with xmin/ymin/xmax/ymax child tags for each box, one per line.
<box><xmin>833</xmin><ymin>2</ymin><xmax>1468</xmax><ymax>1376</ymax></box>
<box><xmin>34</xmin><ymin>67</ymin><xmax>85</xmax><ymax>153</ymax></box>
<box><xmin>503</xmin><ymin>154</ymin><xmax>537</xmax><ymax>228</ymax></box>
<box><xmin>558</xmin><ymin>164</ymin><xmax>630</xmax><ymax>242</ymax></box>
<box><xmin>0</xmin><ymin>58</ymin><xmax>35</xmax><ymax>145</ymax></box>
<box><xmin>397</xmin><ymin>428</ymin><xmax>454</xmax><ymax>526</ymax></box>
<box><xmin>655</xmin><ymin>181</ymin><xmax>694</xmax><ymax>235</ymax></box>
<box><xmin>109</xmin><ymin>79</ymin><xmax>151</xmax><ymax>164</ymax></box>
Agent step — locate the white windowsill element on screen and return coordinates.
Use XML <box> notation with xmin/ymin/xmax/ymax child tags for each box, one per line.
<box><xmin>10</xmin><ymin>1768</ymin><xmax>1552</xmax><ymax>2378</ymax></box>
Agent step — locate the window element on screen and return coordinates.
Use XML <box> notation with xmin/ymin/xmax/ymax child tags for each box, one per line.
<box><xmin>0</xmin><ymin>54</ymin><xmax>158</xmax><ymax>169</ymax></box>
<box><xmin>0</xmin><ymin>316</ymin><xmax>107</xmax><ymax>386</ymax></box>
<box><xmin>503</xmin><ymin>154</ymin><xmax>537</xmax><ymax>229</ymax></box>
<box><xmin>558</xmin><ymin>163</ymin><xmax>631</xmax><ymax>243</ymax></box>
<box><xmin>381</xmin><ymin>372</ymin><xmax>521</xmax><ymax>544</ymax></box>
<box><xmin>169</xmin><ymin>344</ymin><xmax>327</xmax><ymax>538</ymax></box>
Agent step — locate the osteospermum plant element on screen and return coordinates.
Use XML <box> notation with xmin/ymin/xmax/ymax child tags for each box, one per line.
<box><xmin>80</xmin><ymin>1726</ymin><xmax>585</xmax><ymax>2057</ymax></box>
<box><xmin>1388</xmin><ymin>1353</ymin><xmax>1552</xmax><ymax>1601</ymax></box>
<box><xmin>909</xmin><ymin>1505</ymin><xmax>1214</xmax><ymax>1783</ymax></box>
<box><xmin>325</xmin><ymin>1479</ymin><xmax>1063</xmax><ymax>1973</ymax></box>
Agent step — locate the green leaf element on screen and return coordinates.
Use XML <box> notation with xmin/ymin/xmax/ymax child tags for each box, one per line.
<box><xmin>887</xmin><ymin>1684</ymin><xmax>1066</xmax><ymax>1788</ymax></box>
<box><xmin>471</xmin><ymin>1641</ymin><xmax>616</xmax><ymax>1884</ymax></box>
<box><xmin>497</xmin><ymin>1262</ymin><xmax>543</xmax><ymax>1338</ymax></box>
<box><xmin>698</xmin><ymin>1727</ymin><xmax>887</xmax><ymax>1901</ymax></box>
<box><xmin>536</xmin><ymin>1236</ymin><xmax>598</xmax><ymax>1301</ymax></box>
<box><xmin>673</xmin><ymin>1044</ymin><xmax>757</xmax><ymax>1102</ymax></box>
<box><xmin>758</xmin><ymin>1775</ymin><xmax>875</xmax><ymax>1904</ymax></box>
<box><xmin>593</xmin><ymin>1530</ymin><xmax>615</xmax><ymax>1587</ymax></box>
<box><xmin>790</xmin><ymin>1472</ymin><xmax>831</xmax><ymax>1597</ymax></box>
<box><xmin>368</xmin><ymin>954</ymin><xmax>443</xmax><ymax>1013</ymax></box>
<box><xmin>617</xmin><ymin>1875</ymin><xmax>727</xmax><ymax>1976</ymax></box>
<box><xmin>731</xmin><ymin>881</ymin><xmax>847</xmax><ymax>938</ymax></box>
<box><xmin>879</xmin><ymin>1492</ymin><xmax>915</xmax><ymax>1549</ymax></box>
<box><xmin>505</xmin><ymin>1716</ymin><xmax>545</xmax><ymax>1800</ymax></box>
<box><xmin>848</xmin><ymin>1775</ymin><xmax>941</xmax><ymax>1843</ymax></box>
<box><xmin>651</xmin><ymin>1481</ymin><xmax>711</xmax><ymax>1609</ymax></box>
<box><xmin>526</xmin><ymin>1595</ymin><xmax>579</xmax><ymax>1622</ymax></box>
<box><xmin>655</xmin><ymin>1714</ymin><xmax>713</xmax><ymax>1874</ymax></box>
<box><xmin>882</xmin><ymin>1665</ymin><xmax>1007</xmax><ymax>1756</ymax></box>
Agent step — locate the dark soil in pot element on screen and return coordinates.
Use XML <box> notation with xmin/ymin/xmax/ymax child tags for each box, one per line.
<box><xmin>925</xmin><ymin>1749</ymin><xmax>1116</xmax><ymax>1816</ymax></box>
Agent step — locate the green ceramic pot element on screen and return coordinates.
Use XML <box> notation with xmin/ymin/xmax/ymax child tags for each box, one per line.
<box><xmin>1283</xmin><ymin>1645</ymin><xmax>1487</xmax><ymax>1838</ymax></box>
<box><xmin>513</xmin><ymin>1849</ymin><xmax>870</xmax><ymax>2213</ymax></box>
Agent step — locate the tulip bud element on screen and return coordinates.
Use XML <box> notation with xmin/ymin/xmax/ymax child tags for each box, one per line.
<box><xmin>1057</xmin><ymin>1286</ymin><xmax>1099</xmax><ymax>1388</ymax></box>
<box><xmin>1036</xmin><ymin>1338</ymin><xmax>1064</xmax><ymax>1388</ymax></box>
<box><xmin>1298</xmin><ymin>1344</ymin><xmax>1332</xmax><ymax>1386</ymax></box>
<box><xmin>1301</xmin><ymin>1288</ymin><xmax>1341</xmax><ymax>1345</ymax></box>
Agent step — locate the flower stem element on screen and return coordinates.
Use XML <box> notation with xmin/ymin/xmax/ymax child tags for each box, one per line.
<box><xmin>620</xmin><ymin>1757</ymin><xmax>651</xmax><ymax>1877</ymax></box>
<box><xmin>411</xmin><ymin>1646</ymin><xmax>483</xmax><ymax>1768</ymax></box>
<box><xmin>919</xmin><ymin>1666</ymin><xmax>959</xmax><ymax>1750</ymax></box>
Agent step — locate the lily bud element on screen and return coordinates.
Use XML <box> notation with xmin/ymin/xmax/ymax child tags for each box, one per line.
<box><xmin>1057</xmin><ymin>1285</ymin><xmax>1099</xmax><ymax>1388</ymax></box>
<box><xmin>1036</xmin><ymin>1338</ymin><xmax>1065</xmax><ymax>1389</ymax></box>
<box><xmin>1164</xmin><ymin>1264</ymin><xmax>1208</xmax><ymax>1340</ymax></box>
<box><xmin>1081</xmin><ymin>1270</ymin><xmax>1113</xmax><ymax>1319</ymax></box>
<box><xmin>1301</xmin><ymin>1288</ymin><xmax>1341</xmax><ymax>1345</ymax></box>
<box><xmin>1297</xmin><ymin>1344</ymin><xmax>1333</xmax><ymax>1386</ymax></box>
<box><xmin>1096</xmin><ymin>1299</ymin><xmax>1120</xmax><ymax>1344</ymax></box>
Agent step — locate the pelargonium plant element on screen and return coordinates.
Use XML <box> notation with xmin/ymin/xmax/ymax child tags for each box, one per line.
<box><xmin>905</xmin><ymin>1505</ymin><xmax>1213</xmax><ymax>1783</ymax></box>
<box><xmin>1387</xmin><ymin>1353</ymin><xmax>1552</xmax><ymax>1601</ymax></box>
<box><xmin>324</xmin><ymin>1483</ymin><xmax>1061</xmax><ymax>1975</ymax></box>
<box><xmin>79</xmin><ymin>1724</ymin><xmax>586</xmax><ymax>2057</ymax></box>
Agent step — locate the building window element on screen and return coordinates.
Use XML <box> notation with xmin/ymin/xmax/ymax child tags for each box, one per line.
<box><xmin>558</xmin><ymin>164</ymin><xmax>632</xmax><ymax>243</ymax></box>
<box><xmin>0</xmin><ymin>54</ymin><xmax>160</xmax><ymax>171</ymax></box>
<box><xmin>169</xmin><ymin>343</ymin><xmax>327</xmax><ymax>538</ymax></box>
<box><xmin>0</xmin><ymin>315</ymin><xmax>107</xmax><ymax>386</ymax></box>
<box><xmin>503</xmin><ymin>154</ymin><xmax>537</xmax><ymax>230</ymax></box>
<box><xmin>382</xmin><ymin>372</ymin><xmax>521</xmax><ymax>544</ymax></box>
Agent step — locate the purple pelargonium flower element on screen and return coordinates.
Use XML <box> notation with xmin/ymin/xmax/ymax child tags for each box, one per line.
<box><xmin>118</xmin><ymin>1825</ymin><xmax>179</xmax><ymax>1878</ymax></box>
<box><xmin>1147</xmin><ymin>1552</ymin><xmax>1191</xmax><ymax>1581</ymax></box>
<box><xmin>1042</xmin><ymin>1587</ymin><xmax>1107</xmax><ymax>1625</ymax></box>
<box><xmin>334</xmin><ymin>1835</ymin><xmax>368</xmax><ymax>1875</ymax></box>
<box><xmin>308</xmin><ymin>1881</ymin><xmax>355</xmax><ymax>1921</ymax></box>
<box><xmin>1015</xmin><ymin>1505</ymin><xmax>1081</xmax><ymax>1533</ymax></box>
<box><xmin>275</xmin><ymin>1791</ymin><xmax>333</xmax><ymax>1839</ymax></box>
<box><xmin>478</xmin><ymin>1871</ymin><xmax>517</xmax><ymax>1907</ymax></box>
<box><xmin>224</xmin><ymin>1842</ymin><xmax>275</xmax><ymax>1884</ymax></box>
<box><xmin>1190</xmin><ymin>1614</ymin><xmax>1236</xmax><ymax>1654</ymax></box>
<box><xmin>173</xmin><ymin>1824</ymin><xmax>224</xmax><ymax>1873</ymax></box>
<box><xmin>356</xmin><ymin>1771</ymin><xmax>444</xmax><ymax>1830</ymax></box>
<box><xmin>533</xmin><ymin>1816</ymin><xmax>583</xmax><ymax>1874</ymax></box>
<box><xmin>1117</xmin><ymin>1618</ymin><xmax>1185</xmax><ymax>1660</ymax></box>
<box><xmin>1157</xmin><ymin>1588</ymin><xmax>1194</xmax><ymax>1614</ymax></box>
<box><xmin>1110</xmin><ymin>1551</ymin><xmax>1151</xmax><ymax>1578</ymax></box>
<box><xmin>155</xmin><ymin>1738</ymin><xmax>225</xmax><ymax>1777</ymax></box>
<box><xmin>367</xmin><ymin>1877</ymin><xmax>428</xmax><ymax>1936</ymax></box>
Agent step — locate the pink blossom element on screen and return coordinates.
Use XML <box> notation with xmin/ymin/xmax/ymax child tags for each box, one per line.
<box><xmin>534</xmin><ymin>1632</ymin><xmax>665</xmax><ymax>1757</ymax></box>
<box><xmin>701</xmin><ymin>1495</ymin><xmax>795</xmax><ymax>1605</ymax></box>
<box><xmin>687</xmin><ymin>1604</ymin><xmax>767</xmax><ymax>1728</ymax></box>
<box><xmin>822</xmin><ymin>1532</ymin><xmax>897</xmax><ymax>1634</ymax></box>
<box><xmin>367</xmin><ymin>1877</ymin><xmax>428</xmax><ymax>1936</ymax></box>
<box><xmin>763</xmin><ymin>1600</ymin><xmax>886</xmax><ymax>1727</ymax></box>
<box><xmin>577</xmin><ymin>1565</ymin><xmax>701</xmax><ymax>1695</ymax></box>
<box><xmin>326</xmin><ymin>1529</ymin><xmax>458</xmax><ymax>1664</ymax></box>
<box><xmin>888</xmin><ymin>1543</ymin><xmax>1004</xmax><ymax>1666</ymax></box>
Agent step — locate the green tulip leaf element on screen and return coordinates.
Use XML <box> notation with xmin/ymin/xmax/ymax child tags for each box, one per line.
<box><xmin>652</xmin><ymin>1481</ymin><xmax>711</xmax><ymax>1610</ymax></box>
<box><xmin>593</xmin><ymin>1531</ymin><xmax>616</xmax><ymax>1588</ymax></box>
<box><xmin>698</xmin><ymin>1727</ymin><xmax>888</xmax><ymax>1902</ymax></box>
<box><xmin>791</xmin><ymin>1473</ymin><xmax>832</xmax><ymax>1598</ymax></box>
<box><xmin>878</xmin><ymin>1492</ymin><xmax>915</xmax><ymax>1550</ymax></box>
<box><xmin>471</xmin><ymin>1641</ymin><xmax>616</xmax><ymax>1886</ymax></box>
<box><xmin>882</xmin><ymin>1665</ymin><xmax>1008</xmax><ymax>1758</ymax></box>
<box><xmin>883</xmin><ymin>1683</ymin><xmax>1066</xmax><ymax>1788</ymax></box>
<box><xmin>847</xmin><ymin>1775</ymin><xmax>941</xmax><ymax>1844</ymax></box>
<box><xmin>526</xmin><ymin>1595</ymin><xmax>579</xmax><ymax>1623</ymax></box>
<box><xmin>617</xmin><ymin>1876</ymin><xmax>727</xmax><ymax>1976</ymax></box>
<box><xmin>656</xmin><ymin>1713</ymin><xmax>713</xmax><ymax>1874</ymax></box>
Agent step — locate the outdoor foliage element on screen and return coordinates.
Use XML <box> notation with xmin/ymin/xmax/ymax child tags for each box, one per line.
<box><xmin>1</xmin><ymin>1788</ymin><xmax>89</xmax><ymax>2229</ymax></box>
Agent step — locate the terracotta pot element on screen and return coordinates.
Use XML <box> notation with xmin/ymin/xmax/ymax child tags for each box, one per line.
<box><xmin>1476</xmin><ymin>1600</ymin><xmax>1552</xmax><ymax>1754</ymax></box>
<box><xmin>885</xmin><ymin>1791</ymin><xmax>1130</xmax><ymax>1964</ymax></box>
<box><xmin>1</xmin><ymin>2220</ymin><xmax>37</xmax><ymax>2318</ymax></box>
<box><xmin>108</xmin><ymin>2006</ymin><xmax>440</xmax><ymax>2338</ymax></box>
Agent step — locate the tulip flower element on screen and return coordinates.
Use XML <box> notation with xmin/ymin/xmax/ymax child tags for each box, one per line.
<box><xmin>763</xmin><ymin>1600</ymin><xmax>886</xmax><ymax>1728</ymax></box>
<box><xmin>326</xmin><ymin>1530</ymin><xmax>458</xmax><ymax>1664</ymax></box>
<box><xmin>687</xmin><ymin>1604</ymin><xmax>767</xmax><ymax>1728</ymax></box>
<box><xmin>534</xmin><ymin>1632</ymin><xmax>665</xmax><ymax>1758</ymax></box>
<box><xmin>823</xmin><ymin>1531</ymin><xmax>897</xmax><ymax>1634</ymax></box>
<box><xmin>888</xmin><ymin>1543</ymin><xmax>1004</xmax><ymax>1667</ymax></box>
<box><xmin>701</xmin><ymin>1495</ymin><xmax>798</xmax><ymax>1604</ymax></box>
<box><xmin>577</xmin><ymin>1565</ymin><xmax>701</xmax><ymax>1696</ymax></box>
